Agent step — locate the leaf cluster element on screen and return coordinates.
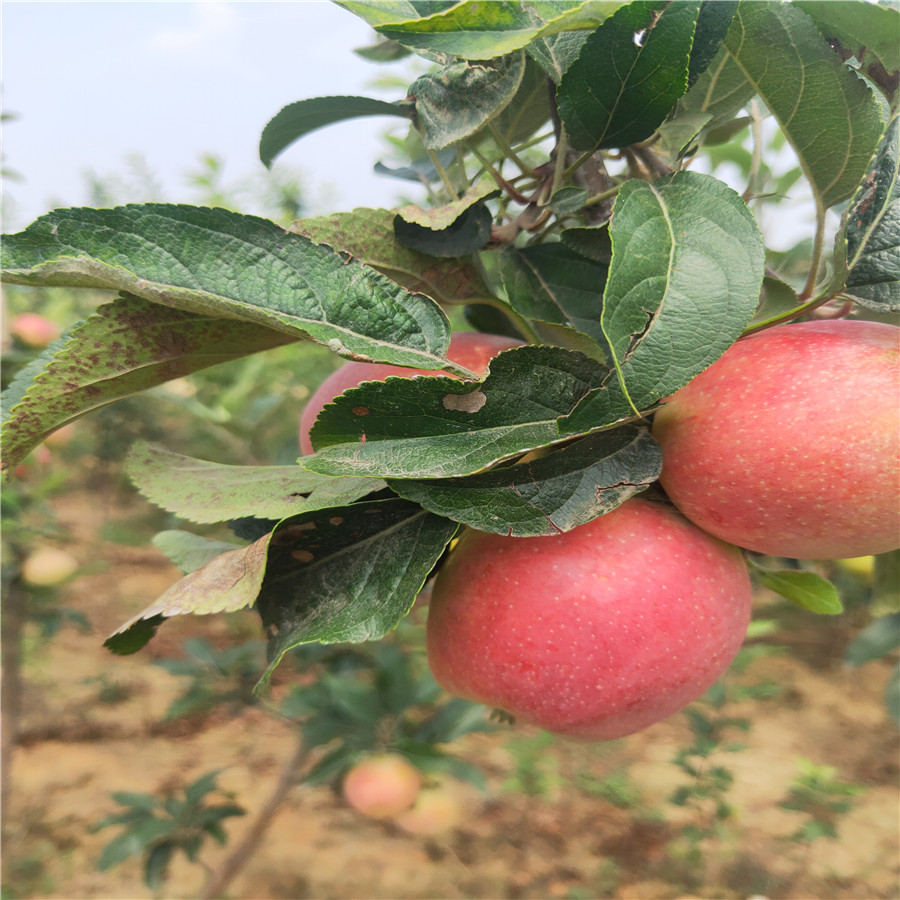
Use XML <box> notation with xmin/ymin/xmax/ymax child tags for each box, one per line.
<box><xmin>2</xmin><ymin>0</ymin><xmax>898</xmax><ymax>674</ymax></box>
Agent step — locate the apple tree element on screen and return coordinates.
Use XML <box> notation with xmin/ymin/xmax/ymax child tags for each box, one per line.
<box><xmin>2</xmin><ymin>1</ymin><xmax>898</xmax><ymax>738</ymax></box>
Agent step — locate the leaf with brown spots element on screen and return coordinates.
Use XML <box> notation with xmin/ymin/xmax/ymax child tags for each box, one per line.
<box><xmin>126</xmin><ymin>442</ymin><xmax>385</xmax><ymax>524</ymax></box>
<box><xmin>1</xmin><ymin>294</ymin><xmax>293</xmax><ymax>473</ymax></box>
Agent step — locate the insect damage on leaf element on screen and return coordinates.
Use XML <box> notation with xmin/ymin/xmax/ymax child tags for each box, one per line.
<box><xmin>442</xmin><ymin>390</ymin><xmax>487</xmax><ymax>412</ymax></box>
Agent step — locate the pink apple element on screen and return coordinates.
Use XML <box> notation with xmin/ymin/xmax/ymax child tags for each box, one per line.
<box><xmin>299</xmin><ymin>331</ymin><xmax>524</xmax><ymax>455</ymax></box>
<box><xmin>21</xmin><ymin>546</ymin><xmax>79</xmax><ymax>587</ymax></box>
<box><xmin>425</xmin><ymin>498</ymin><xmax>752</xmax><ymax>742</ymax></box>
<box><xmin>342</xmin><ymin>754</ymin><xmax>421</xmax><ymax>819</ymax></box>
<box><xmin>9</xmin><ymin>313</ymin><xmax>62</xmax><ymax>348</ymax></box>
<box><xmin>652</xmin><ymin>319</ymin><xmax>900</xmax><ymax>560</ymax></box>
<box><xmin>393</xmin><ymin>782</ymin><xmax>463</xmax><ymax>835</ymax></box>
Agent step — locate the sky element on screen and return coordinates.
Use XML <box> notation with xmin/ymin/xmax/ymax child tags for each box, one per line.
<box><xmin>2</xmin><ymin>1</ymin><xmax>424</xmax><ymax>229</ymax></box>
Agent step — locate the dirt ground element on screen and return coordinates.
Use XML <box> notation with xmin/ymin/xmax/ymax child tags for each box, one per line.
<box><xmin>4</xmin><ymin>489</ymin><xmax>899</xmax><ymax>900</ymax></box>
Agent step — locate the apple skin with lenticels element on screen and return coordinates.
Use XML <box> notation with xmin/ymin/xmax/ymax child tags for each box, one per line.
<box><xmin>299</xmin><ymin>331</ymin><xmax>524</xmax><ymax>455</ymax></box>
<box><xmin>425</xmin><ymin>498</ymin><xmax>752</xmax><ymax>742</ymax></box>
<box><xmin>651</xmin><ymin>319</ymin><xmax>900</xmax><ymax>560</ymax></box>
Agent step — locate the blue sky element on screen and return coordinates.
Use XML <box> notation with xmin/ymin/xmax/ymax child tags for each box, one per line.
<box><xmin>3</xmin><ymin>1</ymin><xmax>422</xmax><ymax>229</ymax></box>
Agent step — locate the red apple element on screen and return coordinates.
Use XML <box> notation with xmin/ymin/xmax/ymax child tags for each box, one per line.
<box><xmin>651</xmin><ymin>319</ymin><xmax>900</xmax><ymax>560</ymax></box>
<box><xmin>21</xmin><ymin>546</ymin><xmax>79</xmax><ymax>587</ymax></box>
<box><xmin>300</xmin><ymin>331</ymin><xmax>524</xmax><ymax>455</ymax></box>
<box><xmin>9</xmin><ymin>313</ymin><xmax>62</xmax><ymax>348</ymax></box>
<box><xmin>342</xmin><ymin>754</ymin><xmax>421</xmax><ymax>819</ymax></box>
<box><xmin>393</xmin><ymin>781</ymin><xmax>463</xmax><ymax>835</ymax></box>
<box><xmin>425</xmin><ymin>498</ymin><xmax>752</xmax><ymax>742</ymax></box>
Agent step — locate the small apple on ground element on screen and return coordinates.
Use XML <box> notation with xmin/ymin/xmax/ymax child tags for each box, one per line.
<box><xmin>9</xmin><ymin>313</ymin><xmax>62</xmax><ymax>348</ymax></box>
<box><xmin>652</xmin><ymin>320</ymin><xmax>900</xmax><ymax>560</ymax></box>
<box><xmin>300</xmin><ymin>331</ymin><xmax>523</xmax><ymax>454</ymax></box>
<box><xmin>393</xmin><ymin>781</ymin><xmax>463</xmax><ymax>835</ymax></box>
<box><xmin>342</xmin><ymin>754</ymin><xmax>422</xmax><ymax>819</ymax></box>
<box><xmin>425</xmin><ymin>498</ymin><xmax>752</xmax><ymax>742</ymax></box>
<box><xmin>21</xmin><ymin>547</ymin><xmax>79</xmax><ymax>587</ymax></box>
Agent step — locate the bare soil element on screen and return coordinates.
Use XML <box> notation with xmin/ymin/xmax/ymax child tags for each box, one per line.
<box><xmin>4</xmin><ymin>489</ymin><xmax>899</xmax><ymax>900</ymax></box>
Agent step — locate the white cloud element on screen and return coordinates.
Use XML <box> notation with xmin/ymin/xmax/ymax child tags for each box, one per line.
<box><xmin>148</xmin><ymin>1</ymin><xmax>238</xmax><ymax>53</ymax></box>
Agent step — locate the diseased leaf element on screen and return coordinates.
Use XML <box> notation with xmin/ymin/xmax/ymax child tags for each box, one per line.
<box><xmin>294</xmin><ymin>208</ymin><xmax>493</xmax><ymax>306</ymax></box>
<box><xmin>259</xmin><ymin>96</ymin><xmax>412</xmax><ymax>168</ymax></box>
<box><xmin>397</xmin><ymin>179</ymin><xmax>498</xmax><ymax>229</ymax></box>
<box><xmin>557</xmin><ymin>1</ymin><xmax>700</xmax><ymax>151</ymax></box>
<box><xmin>562</xmin><ymin>171</ymin><xmax>765</xmax><ymax>433</ymax></box>
<box><xmin>388</xmin><ymin>426</ymin><xmax>661</xmax><ymax>536</ymax></box>
<box><xmin>105</xmin><ymin>535</ymin><xmax>272</xmax><ymax>654</ymax></box>
<box><xmin>793</xmin><ymin>0</ymin><xmax>899</xmax><ymax>101</ymax></box>
<box><xmin>499</xmin><ymin>243</ymin><xmax>609</xmax><ymax>349</ymax></box>
<box><xmin>724</xmin><ymin>2</ymin><xmax>885</xmax><ymax>210</ymax></box>
<box><xmin>840</xmin><ymin>111</ymin><xmax>900</xmax><ymax>312</ymax></box>
<box><xmin>755</xmin><ymin>568</ymin><xmax>843</xmax><ymax>616</ymax></box>
<box><xmin>152</xmin><ymin>530</ymin><xmax>242</xmax><ymax>575</ymax></box>
<box><xmin>126</xmin><ymin>442</ymin><xmax>384</xmax><ymax>524</ymax></box>
<box><xmin>394</xmin><ymin>202</ymin><xmax>494</xmax><ymax>257</ymax></box>
<box><xmin>304</xmin><ymin>345</ymin><xmax>613</xmax><ymax>479</ymax></box>
<box><xmin>1</xmin><ymin>296</ymin><xmax>293</xmax><ymax>472</ymax></box>
<box><xmin>410</xmin><ymin>52</ymin><xmax>526</xmax><ymax>150</ymax></box>
<box><xmin>363</xmin><ymin>0</ymin><xmax>624</xmax><ymax>62</ymax></box>
<box><xmin>1</xmin><ymin>204</ymin><xmax>464</xmax><ymax>372</ymax></box>
<box><xmin>256</xmin><ymin>500</ymin><xmax>458</xmax><ymax>682</ymax></box>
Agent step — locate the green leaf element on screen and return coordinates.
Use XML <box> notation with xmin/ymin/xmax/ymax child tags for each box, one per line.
<box><xmin>259</xmin><ymin>96</ymin><xmax>412</xmax><ymax>168</ymax></box>
<box><xmin>755</xmin><ymin>568</ymin><xmax>844</xmax><ymax>616</ymax></box>
<box><xmin>562</xmin><ymin>171</ymin><xmax>765</xmax><ymax>433</ymax></box>
<box><xmin>844</xmin><ymin>613</ymin><xmax>900</xmax><ymax>667</ymax></box>
<box><xmin>482</xmin><ymin>54</ymin><xmax>554</xmax><ymax>146</ymax></box>
<box><xmin>256</xmin><ymin>499</ymin><xmax>458</xmax><ymax>683</ymax></box>
<box><xmin>152</xmin><ymin>531</ymin><xmax>242</xmax><ymax>575</ymax></box>
<box><xmin>0</xmin><ymin>295</ymin><xmax>292</xmax><ymax>473</ymax></box>
<box><xmin>688</xmin><ymin>2</ymin><xmax>738</xmax><ymax>88</ymax></box>
<box><xmin>874</xmin><ymin>550</ymin><xmax>900</xmax><ymax>615</ymax></box>
<box><xmin>388</xmin><ymin>426</ymin><xmax>661</xmax><ymax>536</ymax></box>
<box><xmin>549</xmin><ymin>187</ymin><xmax>589</xmax><ymax>215</ymax></box>
<box><xmin>126</xmin><ymin>442</ymin><xmax>383</xmax><ymax>524</ymax></box>
<box><xmin>1</xmin><ymin>204</ymin><xmax>462</xmax><ymax>371</ymax></box>
<box><xmin>105</xmin><ymin>535</ymin><xmax>272</xmax><ymax>654</ymax></box>
<box><xmin>410</xmin><ymin>52</ymin><xmax>526</xmax><ymax>150</ymax></box>
<box><xmin>294</xmin><ymin>207</ymin><xmax>493</xmax><ymax>304</ymax></box>
<box><xmin>144</xmin><ymin>842</ymin><xmax>175</xmax><ymax>890</ymax></box>
<box><xmin>886</xmin><ymin>662</ymin><xmax>900</xmax><ymax>726</ymax></box>
<box><xmin>677</xmin><ymin>45</ymin><xmax>756</xmax><ymax>135</ymax></box>
<box><xmin>724</xmin><ymin>2</ymin><xmax>885</xmax><ymax>210</ymax></box>
<box><xmin>793</xmin><ymin>0</ymin><xmax>899</xmax><ymax>102</ymax></box>
<box><xmin>841</xmin><ymin>111</ymin><xmax>900</xmax><ymax>312</ymax></box>
<box><xmin>499</xmin><ymin>243</ymin><xmax>609</xmax><ymax>349</ymax></box>
<box><xmin>363</xmin><ymin>0</ymin><xmax>625</xmax><ymax>62</ymax></box>
<box><xmin>393</xmin><ymin>202</ymin><xmax>493</xmax><ymax>257</ymax></box>
<box><xmin>557</xmin><ymin>1</ymin><xmax>700</xmax><ymax>151</ymax></box>
<box><xmin>304</xmin><ymin>345</ymin><xmax>609</xmax><ymax>479</ymax></box>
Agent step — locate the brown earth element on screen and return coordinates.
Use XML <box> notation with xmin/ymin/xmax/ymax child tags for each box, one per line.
<box><xmin>4</xmin><ymin>489</ymin><xmax>899</xmax><ymax>900</ymax></box>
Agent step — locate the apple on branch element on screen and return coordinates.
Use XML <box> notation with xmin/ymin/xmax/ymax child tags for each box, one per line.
<box><xmin>425</xmin><ymin>497</ymin><xmax>752</xmax><ymax>742</ymax></box>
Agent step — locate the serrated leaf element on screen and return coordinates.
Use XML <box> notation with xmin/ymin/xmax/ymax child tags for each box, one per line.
<box><xmin>388</xmin><ymin>426</ymin><xmax>661</xmax><ymax>536</ymax></box>
<box><xmin>724</xmin><ymin>2</ymin><xmax>885</xmax><ymax>210</ymax></box>
<box><xmin>844</xmin><ymin>613</ymin><xmax>900</xmax><ymax>667</ymax></box>
<box><xmin>126</xmin><ymin>441</ymin><xmax>383</xmax><ymax>524</ymax></box>
<box><xmin>397</xmin><ymin>179</ymin><xmax>498</xmax><ymax>229</ymax></box>
<box><xmin>294</xmin><ymin>207</ymin><xmax>492</xmax><ymax>304</ymax></box>
<box><xmin>677</xmin><ymin>45</ymin><xmax>756</xmax><ymax>135</ymax></box>
<box><xmin>259</xmin><ymin>96</ymin><xmax>412</xmax><ymax>168</ymax></box>
<box><xmin>256</xmin><ymin>500</ymin><xmax>458</xmax><ymax>683</ymax></box>
<box><xmin>557</xmin><ymin>1</ymin><xmax>700</xmax><ymax>151</ymax></box>
<box><xmin>0</xmin><ymin>295</ymin><xmax>292</xmax><ymax>472</ymax></box>
<box><xmin>152</xmin><ymin>531</ymin><xmax>242</xmax><ymax>574</ymax></box>
<box><xmin>304</xmin><ymin>345</ymin><xmax>612</xmax><ymax>479</ymax></box>
<box><xmin>410</xmin><ymin>52</ymin><xmax>526</xmax><ymax>150</ymax></box>
<box><xmin>562</xmin><ymin>171</ymin><xmax>764</xmax><ymax>433</ymax></box>
<box><xmin>841</xmin><ymin>111</ymin><xmax>900</xmax><ymax>311</ymax></box>
<box><xmin>106</xmin><ymin>535</ymin><xmax>272</xmax><ymax>653</ymax></box>
<box><xmin>793</xmin><ymin>0</ymin><xmax>899</xmax><ymax>101</ymax></box>
<box><xmin>755</xmin><ymin>568</ymin><xmax>843</xmax><ymax>616</ymax></box>
<box><xmin>1</xmin><ymin>204</ymin><xmax>463</xmax><ymax>371</ymax></box>
<box><xmin>394</xmin><ymin>202</ymin><xmax>493</xmax><ymax>257</ymax></box>
<box><xmin>499</xmin><ymin>243</ymin><xmax>609</xmax><ymax>349</ymax></box>
<box><xmin>364</xmin><ymin>0</ymin><xmax>625</xmax><ymax>62</ymax></box>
